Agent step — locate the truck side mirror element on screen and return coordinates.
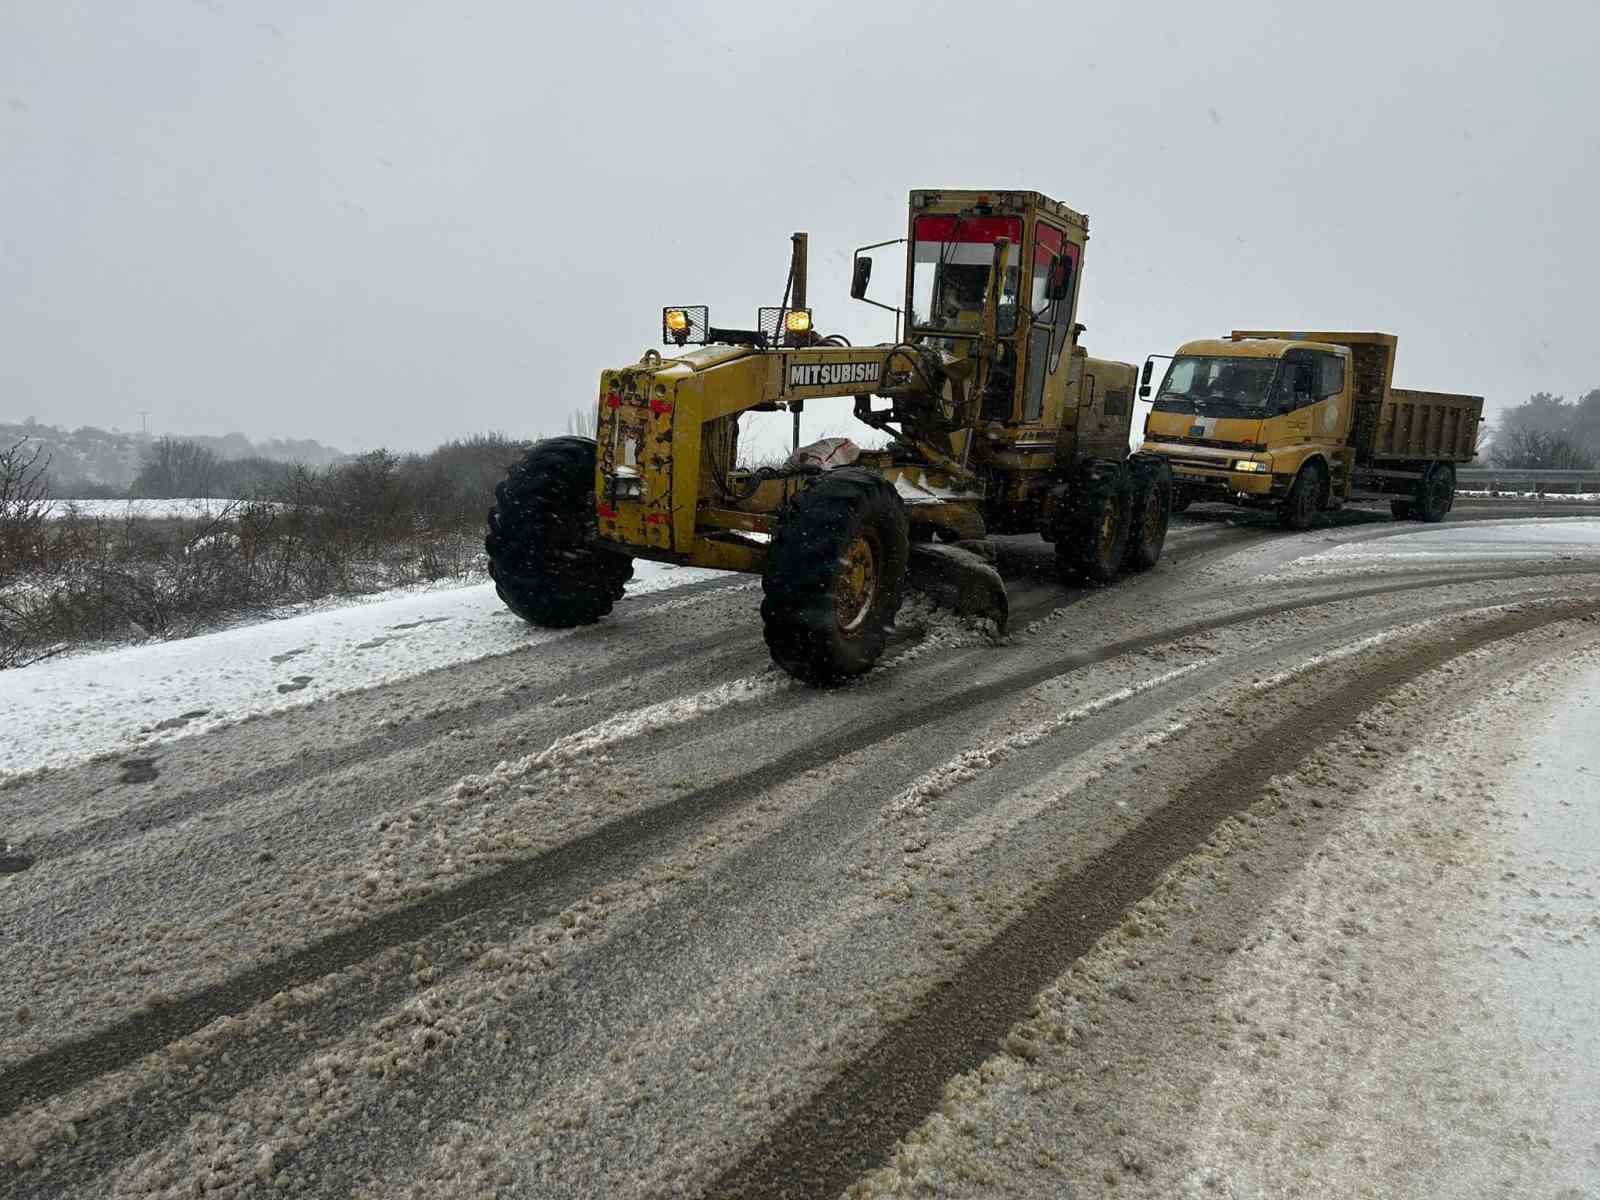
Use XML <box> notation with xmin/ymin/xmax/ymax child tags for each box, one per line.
<box><xmin>1139</xmin><ymin>359</ymin><xmax>1153</xmax><ymax>398</ymax></box>
<box><xmin>850</xmin><ymin>255</ymin><xmax>872</xmax><ymax>300</ymax></box>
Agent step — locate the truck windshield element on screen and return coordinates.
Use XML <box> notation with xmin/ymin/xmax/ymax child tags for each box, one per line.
<box><xmin>1155</xmin><ymin>356</ymin><xmax>1280</xmax><ymax>416</ymax></box>
<box><xmin>909</xmin><ymin>214</ymin><xmax>1023</xmax><ymax>337</ymax></box>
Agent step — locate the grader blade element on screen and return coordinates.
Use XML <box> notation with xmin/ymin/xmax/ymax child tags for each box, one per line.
<box><xmin>906</xmin><ymin>542</ymin><xmax>1009</xmax><ymax>634</ymax></box>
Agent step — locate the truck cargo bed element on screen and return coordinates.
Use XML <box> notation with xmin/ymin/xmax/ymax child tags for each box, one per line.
<box><xmin>1373</xmin><ymin>389</ymin><xmax>1482</xmax><ymax>463</ymax></box>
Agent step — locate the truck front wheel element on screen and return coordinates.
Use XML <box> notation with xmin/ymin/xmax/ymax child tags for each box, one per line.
<box><xmin>485</xmin><ymin>437</ymin><xmax>633</xmax><ymax>628</ymax></box>
<box><xmin>1278</xmin><ymin>461</ymin><xmax>1324</xmax><ymax>531</ymax></box>
<box><xmin>762</xmin><ymin>469</ymin><xmax>910</xmax><ymax>686</ymax></box>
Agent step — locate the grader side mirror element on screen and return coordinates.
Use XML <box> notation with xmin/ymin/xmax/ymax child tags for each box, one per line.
<box><xmin>1046</xmin><ymin>254</ymin><xmax>1073</xmax><ymax>302</ymax></box>
<box><xmin>850</xmin><ymin>255</ymin><xmax>872</xmax><ymax>300</ymax></box>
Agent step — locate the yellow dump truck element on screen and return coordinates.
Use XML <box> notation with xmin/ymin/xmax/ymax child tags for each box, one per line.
<box><xmin>1137</xmin><ymin>331</ymin><xmax>1483</xmax><ymax>528</ymax></box>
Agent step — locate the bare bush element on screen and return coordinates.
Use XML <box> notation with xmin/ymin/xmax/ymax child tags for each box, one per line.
<box><xmin>132</xmin><ymin>438</ymin><xmax>221</xmax><ymax>498</ymax></box>
<box><xmin>2</xmin><ymin>430</ymin><xmax>521</xmax><ymax>668</ymax></box>
<box><xmin>1489</xmin><ymin>427</ymin><xmax>1598</xmax><ymax>471</ymax></box>
<box><xmin>0</xmin><ymin>438</ymin><xmax>51</xmax><ymax>578</ymax></box>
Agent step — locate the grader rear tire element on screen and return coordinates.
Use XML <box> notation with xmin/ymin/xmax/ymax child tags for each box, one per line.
<box><xmin>1058</xmin><ymin>461</ymin><xmax>1133</xmax><ymax>586</ymax></box>
<box><xmin>1123</xmin><ymin>455</ymin><xmax>1173</xmax><ymax>573</ymax></box>
<box><xmin>761</xmin><ymin>469</ymin><xmax>910</xmax><ymax>686</ymax></box>
<box><xmin>484</xmin><ymin>437</ymin><xmax>632</xmax><ymax>628</ymax></box>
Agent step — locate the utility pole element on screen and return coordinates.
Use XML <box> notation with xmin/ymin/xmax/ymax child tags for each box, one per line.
<box><xmin>138</xmin><ymin>411</ymin><xmax>151</xmax><ymax>438</ymax></box>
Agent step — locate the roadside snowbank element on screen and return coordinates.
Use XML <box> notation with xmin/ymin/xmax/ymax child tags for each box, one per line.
<box><xmin>0</xmin><ymin>562</ymin><xmax>729</xmax><ymax>778</ymax></box>
<box><xmin>41</xmin><ymin>498</ymin><xmax>279</xmax><ymax>520</ymax></box>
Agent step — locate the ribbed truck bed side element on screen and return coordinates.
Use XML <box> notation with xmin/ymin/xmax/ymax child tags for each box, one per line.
<box><xmin>1376</xmin><ymin>389</ymin><xmax>1484</xmax><ymax>463</ymax></box>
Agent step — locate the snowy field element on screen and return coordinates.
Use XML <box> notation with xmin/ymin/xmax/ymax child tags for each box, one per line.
<box><xmin>41</xmin><ymin>498</ymin><xmax>278</xmax><ymax>520</ymax></box>
<box><xmin>1458</xmin><ymin>489</ymin><xmax>1600</xmax><ymax>502</ymax></box>
<box><xmin>0</xmin><ymin>560</ymin><xmax>730</xmax><ymax>778</ymax></box>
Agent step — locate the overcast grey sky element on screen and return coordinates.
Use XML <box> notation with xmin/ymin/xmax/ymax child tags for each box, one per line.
<box><xmin>4</xmin><ymin>0</ymin><xmax>1597</xmax><ymax>452</ymax></box>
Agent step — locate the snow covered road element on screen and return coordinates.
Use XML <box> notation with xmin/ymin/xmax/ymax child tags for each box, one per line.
<box><xmin>4</xmin><ymin>502</ymin><xmax>1600</xmax><ymax>1199</ymax></box>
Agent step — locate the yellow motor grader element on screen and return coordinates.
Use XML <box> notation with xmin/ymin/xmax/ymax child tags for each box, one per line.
<box><xmin>486</xmin><ymin>189</ymin><xmax>1171</xmax><ymax>684</ymax></box>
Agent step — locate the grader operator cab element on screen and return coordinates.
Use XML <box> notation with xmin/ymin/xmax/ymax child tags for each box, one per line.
<box><xmin>486</xmin><ymin>189</ymin><xmax>1172</xmax><ymax>685</ymax></box>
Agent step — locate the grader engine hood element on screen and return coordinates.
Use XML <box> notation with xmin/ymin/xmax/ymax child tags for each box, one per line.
<box><xmin>593</xmin><ymin>342</ymin><xmax>964</xmax><ymax>563</ymax></box>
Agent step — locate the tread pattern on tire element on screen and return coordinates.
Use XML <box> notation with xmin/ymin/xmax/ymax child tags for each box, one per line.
<box><xmin>484</xmin><ymin>437</ymin><xmax>632</xmax><ymax>628</ymax></box>
<box><xmin>1123</xmin><ymin>453</ymin><xmax>1172</xmax><ymax>573</ymax></box>
<box><xmin>1278</xmin><ymin>460</ymin><xmax>1324</xmax><ymax>531</ymax></box>
<box><xmin>761</xmin><ymin>468</ymin><xmax>909</xmax><ymax>686</ymax></box>
<box><xmin>1417</xmin><ymin>463</ymin><xmax>1454</xmax><ymax>523</ymax></box>
<box><xmin>1055</xmin><ymin>459</ymin><xmax>1133</xmax><ymax>586</ymax></box>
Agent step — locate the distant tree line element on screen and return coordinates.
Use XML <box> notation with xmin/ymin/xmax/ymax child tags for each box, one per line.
<box><xmin>1489</xmin><ymin>388</ymin><xmax>1600</xmax><ymax>470</ymax></box>
<box><xmin>130</xmin><ymin>432</ymin><xmax>533</xmax><ymax>529</ymax></box>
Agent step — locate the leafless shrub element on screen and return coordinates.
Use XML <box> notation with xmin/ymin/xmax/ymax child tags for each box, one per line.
<box><xmin>1</xmin><ymin>431</ymin><xmax>523</xmax><ymax>668</ymax></box>
<box><xmin>1490</xmin><ymin>427</ymin><xmax>1598</xmax><ymax>471</ymax></box>
<box><xmin>0</xmin><ymin>439</ymin><xmax>51</xmax><ymax>578</ymax></box>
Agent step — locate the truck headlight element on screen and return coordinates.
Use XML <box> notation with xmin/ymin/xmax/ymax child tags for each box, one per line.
<box><xmin>1233</xmin><ymin>459</ymin><xmax>1268</xmax><ymax>473</ymax></box>
<box><xmin>609</xmin><ymin>474</ymin><xmax>643</xmax><ymax>500</ymax></box>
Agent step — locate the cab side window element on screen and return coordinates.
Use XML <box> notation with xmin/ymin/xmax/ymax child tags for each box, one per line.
<box><xmin>1273</xmin><ymin>350</ymin><xmax>1344</xmax><ymax>413</ymax></box>
<box><xmin>1316</xmin><ymin>353</ymin><xmax>1345</xmax><ymax>399</ymax></box>
<box><xmin>1274</xmin><ymin>351</ymin><xmax>1317</xmax><ymax>411</ymax></box>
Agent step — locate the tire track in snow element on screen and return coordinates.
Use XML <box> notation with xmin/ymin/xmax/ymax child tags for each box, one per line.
<box><xmin>6</xmin><ymin>564</ymin><xmax>1594</xmax><ymax>1128</ymax></box>
<box><xmin>707</xmin><ymin>597</ymin><xmax>1600</xmax><ymax>1200</ymax></box>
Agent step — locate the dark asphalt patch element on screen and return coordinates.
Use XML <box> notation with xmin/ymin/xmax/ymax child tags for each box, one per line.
<box><xmin>116</xmin><ymin>759</ymin><xmax>158</xmax><ymax>785</ymax></box>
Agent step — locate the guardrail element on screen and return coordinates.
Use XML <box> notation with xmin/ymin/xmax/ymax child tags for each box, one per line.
<box><xmin>1457</xmin><ymin>468</ymin><xmax>1600</xmax><ymax>494</ymax></box>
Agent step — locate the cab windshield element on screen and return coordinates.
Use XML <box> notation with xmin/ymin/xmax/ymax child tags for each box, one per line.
<box><xmin>909</xmin><ymin>214</ymin><xmax>1023</xmax><ymax>337</ymax></box>
<box><xmin>1155</xmin><ymin>355</ymin><xmax>1280</xmax><ymax>416</ymax></box>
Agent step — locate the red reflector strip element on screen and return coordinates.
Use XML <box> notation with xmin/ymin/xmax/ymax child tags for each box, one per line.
<box><xmin>644</xmin><ymin>513</ymin><xmax>666</xmax><ymax>525</ymax></box>
<box><xmin>650</xmin><ymin>397</ymin><xmax>673</xmax><ymax>416</ymax></box>
<box><xmin>913</xmin><ymin>214</ymin><xmax>1022</xmax><ymax>244</ymax></box>
<box><xmin>605</xmin><ymin>393</ymin><xmax>621</xmax><ymax>408</ymax></box>
<box><xmin>596</xmin><ymin>502</ymin><xmax>617</xmax><ymax>519</ymax></box>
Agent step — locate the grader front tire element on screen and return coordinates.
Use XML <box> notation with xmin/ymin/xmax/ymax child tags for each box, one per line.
<box><xmin>761</xmin><ymin>469</ymin><xmax>910</xmax><ymax>686</ymax></box>
<box><xmin>484</xmin><ymin>437</ymin><xmax>633</xmax><ymax>628</ymax></box>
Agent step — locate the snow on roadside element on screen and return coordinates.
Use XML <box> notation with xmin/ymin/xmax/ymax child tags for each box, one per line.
<box><xmin>0</xmin><ymin>562</ymin><xmax>730</xmax><ymax>779</ymax></box>
<box><xmin>849</xmin><ymin>623</ymin><xmax>1600</xmax><ymax>1199</ymax></box>
<box><xmin>1458</xmin><ymin>489</ymin><xmax>1600</xmax><ymax>502</ymax></box>
<box><xmin>40</xmin><ymin>498</ymin><xmax>281</xmax><ymax>520</ymax></box>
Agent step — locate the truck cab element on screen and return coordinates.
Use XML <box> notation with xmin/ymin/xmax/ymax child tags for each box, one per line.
<box><xmin>1140</xmin><ymin>334</ymin><xmax>1356</xmax><ymax>509</ymax></box>
<box><xmin>1139</xmin><ymin>330</ymin><xmax>1482</xmax><ymax>528</ymax></box>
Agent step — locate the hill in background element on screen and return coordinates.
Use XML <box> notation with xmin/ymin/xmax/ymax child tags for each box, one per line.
<box><xmin>0</xmin><ymin>419</ymin><xmax>347</xmax><ymax>495</ymax></box>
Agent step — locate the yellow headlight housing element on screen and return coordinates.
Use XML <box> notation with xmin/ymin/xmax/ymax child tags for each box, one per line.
<box><xmin>784</xmin><ymin>309</ymin><xmax>812</xmax><ymax>335</ymax></box>
<box><xmin>664</xmin><ymin>309</ymin><xmax>690</xmax><ymax>334</ymax></box>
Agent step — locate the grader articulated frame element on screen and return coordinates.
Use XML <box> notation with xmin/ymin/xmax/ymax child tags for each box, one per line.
<box><xmin>486</xmin><ymin>189</ymin><xmax>1171</xmax><ymax>684</ymax></box>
